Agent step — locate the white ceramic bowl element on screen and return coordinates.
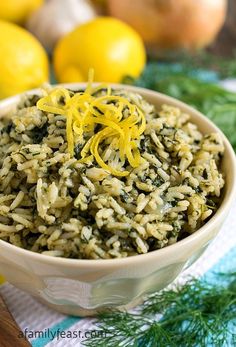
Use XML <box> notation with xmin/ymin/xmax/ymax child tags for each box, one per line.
<box><xmin>0</xmin><ymin>84</ymin><xmax>235</xmax><ymax>316</ymax></box>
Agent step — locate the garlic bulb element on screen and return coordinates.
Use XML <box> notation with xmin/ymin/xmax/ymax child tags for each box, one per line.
<box><xmin>27</xmin><ymin>0</ymin><xmax>97</xmax><ymax>52</ymax></box>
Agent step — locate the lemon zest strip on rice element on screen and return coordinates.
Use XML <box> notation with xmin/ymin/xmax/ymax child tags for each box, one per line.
<box><xmin>36</xmin><ymin>72</ymin><xmax>146</xmax><ymax>176</ymax></box>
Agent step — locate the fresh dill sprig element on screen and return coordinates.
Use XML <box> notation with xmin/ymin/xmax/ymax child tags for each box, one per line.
<box><xmin>82</xmin><ymin>274</ymin><xmax>236</xmax><ymax>347</ymax></box>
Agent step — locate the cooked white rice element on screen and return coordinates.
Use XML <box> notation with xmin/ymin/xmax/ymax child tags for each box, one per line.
<box><xmin>0</xmin><ymin>87</ymin><xmax>225</xmax><ymax>259</ymax></box>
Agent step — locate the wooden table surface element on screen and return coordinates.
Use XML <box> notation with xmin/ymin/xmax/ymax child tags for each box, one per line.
<box><xmin>0</xmin><ymin>293</ymin><xmax>31</xmax><ymax>346</ymax></box>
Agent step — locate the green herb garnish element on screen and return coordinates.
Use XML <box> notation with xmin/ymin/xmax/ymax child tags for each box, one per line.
<box><xmin>82</xmin><ymin>273</ymin><xmax>236</xmax><ymax>347</ymax></box>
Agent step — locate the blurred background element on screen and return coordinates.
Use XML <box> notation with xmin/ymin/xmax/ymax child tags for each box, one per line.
<box><xmin>0</xmin><ymin>0</ymin><xmax>236</xmax><ymax>107</ymax></box>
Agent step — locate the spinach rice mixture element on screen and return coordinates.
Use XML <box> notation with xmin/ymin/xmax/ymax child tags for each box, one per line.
<box><xmin>0</xmin><ymin>83</ymin><xmax>225</xmax><ymax>259</ymax></box>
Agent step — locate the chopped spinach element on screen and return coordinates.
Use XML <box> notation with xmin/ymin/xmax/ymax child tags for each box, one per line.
<box><xmin>202</xmin><ymin>169</ymin><xmax>208</xmax><ymax>179</ymax></box>
<box><xmin>1</xmin><ymin>123</ymin><xmax>13</xmax><ymax>134</ymax></box>
<box><xmin>74</xmin><ymin>143</ymin><xmax>83</xmax><ymax>159</ymax></box>
<box><xmin>30</xmin><ymin>122</ymin><xmax>48</xmax><ymax>143</ymax></box>
<box><xmin>120</xmin><ymin>191</ymin><xmax>130</xmax><ymax>203</ymax></box>
<box><xmin>152</xmin><ymin>176</ymin><xmax>165</xmax><ymax>187</ymax></box>
<box><xmin>170</xmin><ymin>200</ymin><xmax>178</xmax><ymax>207</ymax></box>
<box><xmin>147</xmin><ymin>237</ymin><xmax>158</xmax><ymax>251</ymax></box>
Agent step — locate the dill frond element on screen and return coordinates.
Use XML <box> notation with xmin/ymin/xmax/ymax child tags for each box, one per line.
<box><xmin>82</xmin><ymin>274</ymin><xmax>236</xmax><ymax>347</ymax></box>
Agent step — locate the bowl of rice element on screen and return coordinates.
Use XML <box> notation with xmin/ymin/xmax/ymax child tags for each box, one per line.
<box><xmin>0</xmin><ymin>81</ymin><xmax>235</xmax><ymax>316</ymax></box>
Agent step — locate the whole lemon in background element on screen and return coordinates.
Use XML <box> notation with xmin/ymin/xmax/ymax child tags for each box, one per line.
<box><xmin>53</xmin><ymin>17</ymin><xmax>146</xmax><ymax>83</ymax></box>
<box><xmin>0</xmin><ymin>21</ymin><xmax>49</xmax><ymax>99</ymax></box>
<box><xmin>0</xmin><ymin>0</ymin><xmax>43</xmax><ymax>24</ymax></box>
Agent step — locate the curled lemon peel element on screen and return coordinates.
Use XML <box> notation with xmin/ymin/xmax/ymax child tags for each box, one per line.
<box><xmin>36</xmin><ymin>72</ymin><xmax>146</xmax><ymax>177</ymax></box>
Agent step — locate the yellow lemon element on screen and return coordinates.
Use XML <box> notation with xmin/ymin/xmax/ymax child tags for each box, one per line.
<box><xmin>54</xmin><ymin>17</ymin><xmax>146</xmax><ymax>83</ymax></box>
<box><xmin>0</xmin><ymin>21</ymin><xmax>49</xmax><ymax>99</ymax></box>
<box><xmin>0</xmin><ymin>0</ymin><xmax>43</xmax><ymax>24</ymax></box>
<box><xmin>0</xmin><ymin>275</ymin><xmax>5</xmax><ymax>284</ymax></box>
